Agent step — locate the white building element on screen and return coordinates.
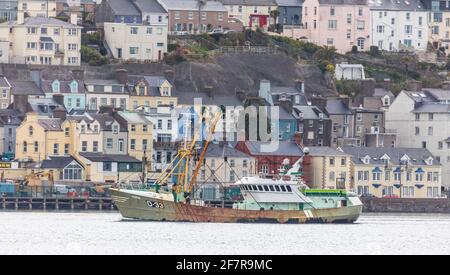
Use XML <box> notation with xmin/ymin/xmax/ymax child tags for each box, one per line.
<box><xmin>335</xmin><ymin>63</ymin><xmax>365</xmax><ymax>80</ymax></box>
<box><xmin>100</xmin><ymin>0</ymin><xmax>168</xmax><ymax>62</ymax></box>
<box><xmin>18</xmin><ymin>0</ymin><xmax>57</xmax><ymax>18</ymax></box>
<box><xmin>385</xmin><ymin>84</ymin><xmax>450</xmax><ymax>186</ymax></box>
<box><xmin>0</xmin><ymin>13</ymin><xmax>81</xmax><ymax>65</ymax></box>
<box><xmin>369</xmin><ymin>0</ymin><xmax>428</xmax><ymax>52</ymax></box>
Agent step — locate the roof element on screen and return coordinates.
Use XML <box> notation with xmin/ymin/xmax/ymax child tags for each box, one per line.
<box><xmin>369</xmin><ymin>0</ymin><xmax>426</xmax><ymax>11</ymax></box>
<box><xmin>318</xmin><ymin>0</ymin><xmax>367</xmax><ymax>4</ymax></box>
<box><xmin>41</xmin><ymin>156</ymin><xmax>80</xmax><ymax>169</ymax></box>
<box><xmin>159</xmin><ymin>0</ymin><xmax>227</xmax><ymax>11</ymax></box>
<box><xmin>293</xmin><ymin>105</ymin><xmax>328</xmax><ymax>120</ymax></box>
<box><xmin>107</xmin><ymin>0</ymin><xmax>140</xmax><ymax>16</ymax></box>
<box><xmin>413</xmin><ymin>103</ymin><xmax>450</xmax><ymax>113</ymax></box>
<box><xmin>403</xmin><ymin>91</ymin><xmax>435</xmax><ymax>103</ymax></box>
<box><xmin>10</xmin><ymin>80</ymin><xmax>45</xmax><ymax>96</ymax></box>
<box><xmin>306</xmin><ymin>146</ymin><xmax>350</xmax><ymax>157</ymax></box>
<box><xmin>206</xmin><ymin>143</ymin><xmax>252</xmax><ymax>158</ymax></box>
<box><xmin>336</xmin><ymin>63</ymin><xmax>364</xmax><ymax>69</ymax></box>
<box><xmin>38</xmin><ymin>119</ymin><xmax>62</xmax><ymax>131</ymax></box>
<box><xmin>326</xmin><ymin>99</ymin><xmax>352</xmax><ymax>115</ymax></box>
<box><xmin>220</xmin><ymin>0</ymin><xmax>277</xmax><ymax>6</ymax></box>
<box><xmin>243</xmin><ymin>141</ymin><xmax>303</xmax><ymax>156</ymax></box>
<box><xmin>28</xmin><ymin>98</ymin><xmax>65</xmax><ymax>115</ymax></box>
<box><xmin>117</xmin><ymin>111</ymin><xmax>152</xmax><ymax>124</ymax></box>
<box><xmin>80</xmin><ymin>152</ymin><xmax>141</xmax><ymax>163</ymax></box>
<box><xmin>423</xmin><ymin>88</ymin><xmax>450</xmax><ymax>101</ymax></box>
<box><xmin>41</xmin><ymin>79</ymin><xmax>85</xmax><ymax>94</ymax></box>
<box><xmin>88</xmin><ymin>113</ymin><xmax>125</xmax><ymax>131</ymax></box>
<box><xmin>340</xmin><ymin>146</ymin><xmax>440</xmax><ymax>166</ymax></box>
<box><xmin>0</xmin><ymin>76</ymin><xmax>10</xmax><ymax>88</ymax></box>
<box><xmin>276</xmin><ymin>0</ymin><xmax>302</xmax><ymax>6</ymax></box>
<box><xmin>2</xmin><ymin>16</ymin><xmax>80</xmax><ymax>27</ymax></box>
<box><xmin>177</xmin><ymin>92</ymin><xmax>243</xmax><ymax>106</ymax></box>
<box><xmin>133</xmin><ymin>0</ymin><xmax>167</xmax><ymax>13</ymax></box>
<box><xmin>85</xmin><ymin>79</ymin><xmax>122</xmax><ymax>85</ymax></box>
<box><xmin>373</xmin><ymin>87</ymin><xmax>394</xmax><ymax>99</ymax></box>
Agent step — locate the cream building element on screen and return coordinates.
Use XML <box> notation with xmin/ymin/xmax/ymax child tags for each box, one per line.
<box><xmin>18</xmin><ymin>0</ymin><xmax>57</xmax><ymax>17</ymax></box>
<box><xmin>220</xmin><ymin>0</ymin><xmax>277</xmax><ymax>29</ymax></box>
<box><xmin>0</xmin><ymin>13</ymin><xmax>81</xmax><ymax>65</ymax></box>
<box><xmin>303</xmin><ymin>147</ymin><xmax>352</xmax><ymax>190</ymax></box>
<box><xmin>341</xmin><ymin>146</ymin><xmax>442</xmax><ymax>199</ymax></box>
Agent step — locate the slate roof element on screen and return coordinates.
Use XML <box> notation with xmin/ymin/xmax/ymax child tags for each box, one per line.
<box><xmin>306</xmin><ymin>146</ymin><xmax>350</xmax><ymax>157</ymax></box>
<box><xmin>243</xmin><ymin>141</ymin><xmax>303</xmax><ymax>156</ymax></box>
<box><xmin>38</xmin><ymin>118</ymin><xmax>62</xmax><ymax>131</ymax></box>
<box><xmin>325</xmin><ymin>99</ymin><xmax>352</xmax><ymax>115</ymax></box>
<box><xmin>117</xmin><ymin>111</ymin><xmax>152</xmax><ymax>124</ymax></box>
<box><xmin>205</xmin><ymin>143</ymin><xmax>252</xmax><ymax>158</ymax></box>
<box><xmin>293</xmin><ymin>105</ymin><xmax>329</xmax><ymax>120</ymax></box>
<box><xmin>340</xmin><ymin>146</ymin><xmax>440</xmax><ymax>166</ymax></box>
<box><xmin>80</xmin><ymin>152</ymin><xmax>141</xmax><ymax>163</ymax></box>
<box><xmin>133</xmin><ymin>0</ymin><xmax>167</xmax><ymax>13</ymax></box>
<box><xmin>177</xmin><ymin>92</ymin><xmax>243</xmax><ymax>106</ymax></box>
<box><xmin>423</xmin><ymin>88</ymin><xmax>450</xmax><ymax>101</ymax></box>
<box><xmin>10</xmin><ymin>80</ymin><xmax>45</xmax><ymax>96</ymax></box>
<box><xmin>403</xmin><ymin>91</ymin><xmax>435</xmax><ymax>103</ymax></box>
<box><xmin>368</xmin><ymin>0</ymin><xmax>426</xmax><ymax>11</ymax></box>
<box><xmin>276</xmin><ymin>0</ymin><xmax>302</xmax><ymax>6</ymax></box>
<box><xmin>220</xmin><ymin>0</ymin><xmax>277</xmax><ymax>6</ymax></box>
<box><xmin>413</xmin><ymin>103</ymin><xmax>450</xmax><ymax>113</ymax></box>
<box><xmin>0</xmin><ymin>76</ymin><xmax>10</xmax><ymax>87</ymax></box>
<box><xmin>41</xmin><ymin>156</ymin><xmax>80</xmax><ymax>169</ymax></box>
<box><xmin>41</xmin><ymin>79</ymin><xmax>85</xmax><ymax>94</ymax></box>
<box><xmin>159</xmin><ymin>0</ymin><xmax>228</xmax><ymax>11</ymax></box>
<box><xmin>373</xmin><ymin>88</ymin><xmax>395</xmax><ymax>99</ymax></box>
<box><xmin>318</xmin><ymin>0</ymin><xmax>367</xmax><ymax>4</ymax></box>
<box><xmin>1</xmin><ymin>16</ymin><xmax>80</xmax><ymax>27</ymax></box>
<box><xmin>107</xmin><ymin>0</ymin><xmax>140</xmax><ymax>16</ymax></box>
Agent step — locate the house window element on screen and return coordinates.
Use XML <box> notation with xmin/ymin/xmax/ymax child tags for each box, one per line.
<box><xmin>131</xmin><ymin>125</ymin><xmax>136</xmax><ymax>132</ymax></box>
<box><xmin>93</xmin><ymin>141</ymin><xmax>98</xmax><ymax>152</ymax></box>
<box><xmin>28</xmin><ymin>126</ymin><xmax>33</xmax><ymax>136</ymax></box>
<box><xmin>52</xmin><ymin>80</ymin><xmax>60</xmax><ymax>93</ymax></box>
<box><xmin>328</xmin><ymin>20</ymin><xmax>337</xmax><ymax>29</ymax></box>
<box><xmin>130</xmin><ymin>27</ymin><xmax>138</xmax><ymax>34</ymax></box>
<box><xmin>53</xmin><ymin>144</ymin><xmax>59</xmax><ymax>155</ymax></box>
<box><xmin>142</xmin><ymin>139</ymin><xmax>148</xmax><ymax>151</ymax></box>
<box><xmin>64</xmin><ymin>144</ymin><xmax>69</xmax><ymax>155</ymax></box>
<box><xmin>82</xmin><ymin>141</ymin><xmax>87</xmax><ymax>152</ymax></box>
<box><xmin>106</xmin><ymin>138</ymin><xmax>113</xmax><ymax>149</ymax></box>
<box><xmin>34</xmin><ymin>142</ymin><xmax>38</xmax><ymax>153</ymax></box>
<box><xmin>130</xmin><ymin>139</ymin><xmax>136</xmax><ymax>150</ymax></box>
<box><xmin>167</xmin><ymin>120</ymin><xmax>172</xmax><ymax>130</ymax></box>
<box><xmin>129</xmin><ymin>47</ymin><xmax>139</xmax><ymax>54</ymax></box>
<box><xmin>143</xmin><ymin>125</ymin><xmax>148</xmax><ymax>132</ymax></box>
<box><xmin>261</xmin><ymin>165</ymin><xmax>269</xmax><ymax>174</ymax></box>
<box><xmin>63</xmin><ymin>163</ymin><xmax>83</xmax><ymax>180</ymax></box>
<box><xmin>118</xmin><ymin>139</ymin><xmax>124</xmax><ymax>152</ymax></box>
<box><xmin>103</xmin><ymin>162</ymin><xmax>112</xmax><ymax>172</ymax></box>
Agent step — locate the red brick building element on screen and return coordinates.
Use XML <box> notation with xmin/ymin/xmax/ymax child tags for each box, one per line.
<box><xmin>235</xmin><ymin>140</ymin><xmax>303</xmax><ymax>175</ymax></box>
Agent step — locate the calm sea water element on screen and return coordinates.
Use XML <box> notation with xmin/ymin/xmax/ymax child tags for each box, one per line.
<box><xmin>0</xmin><ymin>212</ymin><xmax>449</xmax><ymax>255</ymax></box>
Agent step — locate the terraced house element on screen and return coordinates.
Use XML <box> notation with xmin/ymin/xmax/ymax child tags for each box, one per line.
<box><xmin>96</xmin><ymin>0</ymin><xmax>168</xmax><ymax>61</ymax></box>
<box><xmin>341</xmin><ymin>146</ymin><xmax>442</xmax><ymax>198</ymax></box>
<box><xmin>128</xmin><ymin>74</ymin><xmax>177</xmax><ymax>109</ymax></box>
<box><xmin>0</xmin><ymin>13</ymin><xmax>81</xmax><ymax>65</ymax></box>
<box><xmin>221</xmin><ymin>0</ymin><xmax>277</xmax><ymax>30</ymax></box>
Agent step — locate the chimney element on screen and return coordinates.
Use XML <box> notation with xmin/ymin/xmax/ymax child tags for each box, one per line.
<box><xmin>406</xmin><ymin>80</ymin><xmax>422</xmax><ymax>92</ymax></box>
<box><xmin>53</xmin><ymin>106</ymin><xmax>67</xmax><ymax>121</ymax></box>
<box><xmin>382</xmin><ymin>78</ymin><xmax>391</xmax><ymax>91</ymax></box>
<box><xmin>17</xmin><ymin>11</ymin><xmax>24</xmax><ymax>24</ymax></box>
<box><xmin>295</xmin><ymin>79</ymin><xmax>304</xmax><ymax>94</ymax></box>
<box><xmin>99</xmin><ymin>105</ymin><xmax>114</xmax><ymax>115</ymax></box>
<box><xmin>70</xmin><ymin>13</ymin><xmax>78</xmax><ymax>25</ymax></box>
<box><xmin>279</xmin><ymin>98</ymin><xmax>293</xmax><ymax>114</ymax></box>
<box><xmin>115</xmin><ymin>69</ymin><xmax>128</xmax><ymax>85</ymax></box>
<box><xmin>13</xmin><ymin>95</ymin><xmax>29</xmax><ymax>114</ymax></box>
<box><xmin>204</xmin><ymin>85</ymin><xmax>213</xmax><ymax>98</ymax></box>
<box><xmin>259</xmin><ymin>79</ymin><xmax>271</xmax><ymax>101</ymax></box>
<box><xmin>52</xmin><ymin>94</ymin><xmax>65</xmax><ymax>106</ymax></box>
<box><xmin>72</xmin><ymin>69</ymin><xmax>84</xmax><ymax>81</ymax></box>
<box><xmin>293</xmin><ymin>132</ymin><xmax>302</xmax><ymax>146</ymax></box>
<box><xmin>311</xmin><ymin>96</ymin><xmax>327</xmax><ymax>113</ymax></box>
<box><xmin>442</xmin><ymin>81</ymin><xmax>450</xmax><ymax>90</ymax></box>
<box><xmin>163</xmin><ymin>69</ymin><xmax>175</xmax><ymax>84</ymax></box>
<box><xmin>235</xmin><ymin>88</ymin><xmax>246</xmax><ymax>101</ymax></box>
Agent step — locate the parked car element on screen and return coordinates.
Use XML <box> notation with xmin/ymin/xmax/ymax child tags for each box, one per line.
<box><xmin>208</xmin><ymin>28</ymin><xmax>223</xmax><ymax>35</ymax></box>
<box><xmin>360</xmin><ymin>193</ymin><xmax>375</xmax><ymax>198</ymax></box>
<box><xmin>53</xmin><ymin>184</ymin><xmax>71</xmax><ymax>196</ymax></box>
<box><xmin>223</xmin><ymin>29</ymin><xmax>235</xmax><ymax>34</ymax></box>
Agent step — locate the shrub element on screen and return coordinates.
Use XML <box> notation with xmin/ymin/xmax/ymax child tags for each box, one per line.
<box><xmin>81</xmin><ymin>45</ymin><xmax>108</xmax><ymax>66</ymax></box>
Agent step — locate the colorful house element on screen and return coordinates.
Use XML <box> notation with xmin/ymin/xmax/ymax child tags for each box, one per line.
<box><xmin>128</xmin><ymin>74</ymin><xmax>177</xmax><ymax>109</ymax></box>
<box><xmin>41</xmin><ymin>78</ymin><xmax>86</xmax><ymax>111</ymax></box>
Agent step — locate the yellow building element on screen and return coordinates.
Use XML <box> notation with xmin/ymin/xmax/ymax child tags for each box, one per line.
<box><xmin>18</xmin><ymin>0</ymin><xmax>57</xmax><ymax>17</ymax></box>
<box><xmin>15</xmin><ymin>112</ymin><xmax>67</xmax><ymax>162</ymax></box>
<box><xmin>303</xmin><ymin>147</ymin><xmax>352</xmax><ymax>190</ymax></box>
<box><xmin>221</xmin><ymin>0</ymin><xmax>277</xmax><ymax>29</ymax></box>
<box><xmin>430</xmin><ymin>11</ymin><xmax>450</xmax><ymax>53</ymax></box>
<box><xmin>116</xmin><ymin>111</ymin><xmax>153</xmax><ymax>162</ymax></box>
<box><xmin>129</xmin><ymin>75</ymin><xmax>177</xmax><ymax>110</ymax></box>
<box><xmin>341</xmin><ymin>147</ymin><xmax>442</xmax><ymax>199</ymax></box>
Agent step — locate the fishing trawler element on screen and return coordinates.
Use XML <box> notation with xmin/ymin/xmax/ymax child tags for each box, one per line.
<box><xmin>110</xmin><ymin>111</ymin><xmax>363</xmax><ymax>223</ymax></box>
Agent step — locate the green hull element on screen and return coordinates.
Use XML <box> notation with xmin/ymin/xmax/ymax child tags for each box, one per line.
<box><xmin>110</xmin><ymin>189</ymin><xmax>363</xmax><ymax>224</ymax></box>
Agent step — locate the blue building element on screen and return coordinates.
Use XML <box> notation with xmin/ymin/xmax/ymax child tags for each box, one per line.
<box><xmin>276</xmin><ymin>0</ymin><xmax>302</xmax><ymax>31</ymax></box>
<box><xmin>41</xmin><ymin>78</ymin><xmax>86</xmax><ymax>111</ymax></box>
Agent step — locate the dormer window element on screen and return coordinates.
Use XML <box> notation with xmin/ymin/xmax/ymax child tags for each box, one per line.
<box><xmin>139</xmin><ymin>85</ymin><xmax>145</xmax><ymax>96</ymax></box>
<box><xmin>70</xmin><ymin>80</ymin><xmax>78</xmax><ymax>93</ymax></box>
<box><xmin>52</xmin><ymin>80</ymin><xmax>60</xmax><ymax>93</ymax></box>
<box><xmin>162</xmin><ymin>87</ymin><xmax>170</xmax><ymax>96</ymax></box>
<box><xmin>425</xmin><ymin>157</ymin><xmax>434</xmax><ymax>166</ymax></box>
<box><xmin>362</xmin><ymin>155</ymin><xmax>371</xmax><ymax>164</ymax></box>
<box><xmin>400</xmin><ymin>154</ymin><xmax>411</xmax><ymax>165</ymax></box>
<box><xmin>383</xmin><ymin>95</ymin><xmax>390</xmax><ymax>106</ymax></box>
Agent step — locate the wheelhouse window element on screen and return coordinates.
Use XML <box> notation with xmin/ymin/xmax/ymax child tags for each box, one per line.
<box><xmin>275</xmin><ymin>185</ymin><xmax>281</xmax><ymax>192</ymax></box>
<box><xmin>280</xmin><ymin>185</ymin><xmax>287</xmax><ymax>192</ymax></box>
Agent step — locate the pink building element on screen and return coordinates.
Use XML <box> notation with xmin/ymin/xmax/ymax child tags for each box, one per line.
<box><xmin>300</xmin><ymin>0</ymin><xmax>370</xmax><ymax>54</ymax></box>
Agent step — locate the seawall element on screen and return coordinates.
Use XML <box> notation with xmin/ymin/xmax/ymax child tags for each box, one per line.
<box><xmin>362</xmin><ymin>198</ymin><xmax>450</xmax><ymax>213</ymax></box>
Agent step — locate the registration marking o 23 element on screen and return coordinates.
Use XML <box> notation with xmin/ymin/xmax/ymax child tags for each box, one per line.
<box><xmin>146</xmin><ymin>201</ymin><xmax>164</xmax><ymax>209</ymax></box>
